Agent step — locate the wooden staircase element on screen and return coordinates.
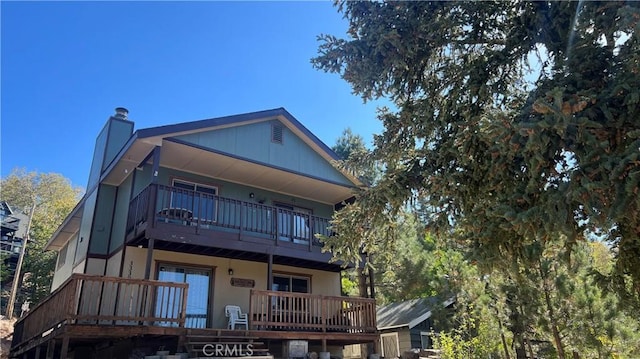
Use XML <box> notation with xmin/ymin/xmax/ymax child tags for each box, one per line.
<box><xmin>185</xmin><ymin>332</ymin><xmax>271</xmax><ymax>359</ymax></box>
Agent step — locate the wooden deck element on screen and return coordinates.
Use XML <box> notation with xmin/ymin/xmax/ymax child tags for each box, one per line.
<box><xmin>10</xmin><ymin>274</ymin><xmax>377</xmax><ymax>358</ymax></box>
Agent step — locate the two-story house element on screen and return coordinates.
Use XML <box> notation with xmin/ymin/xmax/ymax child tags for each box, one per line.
<box><xmin>10</xmin><ymin>108</ymin><xmax>377</xmax><ymax>359</ymax></box>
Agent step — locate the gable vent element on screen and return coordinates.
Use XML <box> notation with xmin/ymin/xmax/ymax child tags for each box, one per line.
<box><xmin>272</xmin><ymin>122</ymin><xmax>284</xmax><ymax>144</ymax></box>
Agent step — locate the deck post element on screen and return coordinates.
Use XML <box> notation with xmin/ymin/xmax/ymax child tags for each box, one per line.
<box><xmin>274</xmin><ymin>208</ymin><xmax>279</xmax><ymax>245</ymax></box>
<box><xmin>144</xmin><ymin>238</ymin><xmax>155</xmax><ymax>280</ymax></box>
<box><xmin>151</xmin><ymin>146</ymin><xmax>161</xmax><ymax>184</ymax></box>
<box><xmin>60</xmin><ymin>336</ymin><xmax>70</xmax><ymax>359</ymax></box>
<box><xmin>267</xmin><ymin>253</ymin><xmax>273</xmax><ymax>290</ymax></box>
<box><xmin>322</xmin><ymin>338</ymin><xmax>327</xmax><ymax>353</ymax></box>
<box><xmin>45</xmin><ymin>339</ymin><xmax>55</xmax><ymax>359</ymax></box>
<box><xmin>34</xmin><ymin>344</ymin><xmax>42</xmax><ymax>359</ymax></box>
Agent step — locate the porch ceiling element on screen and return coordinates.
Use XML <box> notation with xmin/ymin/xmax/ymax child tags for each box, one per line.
<box><xmin>158</xmin><ymin>140</ymin><xmax>354</xmax><ymax>205</ymax></box>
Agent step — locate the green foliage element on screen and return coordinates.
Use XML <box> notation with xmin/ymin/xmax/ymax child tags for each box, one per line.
<box><xmin>0</xmin><ymin>253</ymin><xmax>11</xmax><ymax>284</ymax></box>
<box><xmin>314</xmin><ymin>0</ymin><xmax>640</xmax><ymax>312</ymax></box>
<box><xmin>332</xmin><ymin>128</ymin><xmax>381</xmax><ymax>186</ymax></box>
<box><xmin>341</xmin><ymin>270</ymin><xmax>359</xmax><ymax>296</ymax></box>
<box><xmin>0</xmin><ymin>168</ymin><xmax>82</xmax><ymax>304</ymax></box>
<box><xmin>432</xmin><ymin>314</ymin><xmax>501</xmax><ymax>359</ymax></box>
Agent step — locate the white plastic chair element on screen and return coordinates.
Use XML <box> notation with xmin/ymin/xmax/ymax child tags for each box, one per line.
<box><xmin>225</xmin><ymin>305</ymin><xmax>248</xmax><ymax>330</ymax></box>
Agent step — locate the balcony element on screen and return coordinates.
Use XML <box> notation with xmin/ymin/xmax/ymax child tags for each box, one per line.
<box><xmin>126</xmin><ymin>184</ymin><xmax>333</xmax><ymax>249</ymax></box>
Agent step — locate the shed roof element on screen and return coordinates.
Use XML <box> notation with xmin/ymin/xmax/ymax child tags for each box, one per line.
<box><xmin>376</xmin><ymin>297</ymin><xmax>455</xmax><ymax>331</ymax></box>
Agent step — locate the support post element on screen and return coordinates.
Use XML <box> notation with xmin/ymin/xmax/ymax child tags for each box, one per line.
<box><xmin>151</xmin><ymin>146</ymin><xmax>161</xmax><ymax>184</ymax></box>
<box><xmin>60</xmin><ymin>336</ymin><xmax>69</xmax><ymax>359</ymax></box>
<box><xmin>45</xmin><ymin>339</ymin><xmax>56</xmax><ymax>359</ymax></box>
<box><xmin>267</xmin><ymin>253</ymin><xmax>273</xmax><ymax>290</ymax></box>
<box><xmin>144</xmin><ymin>238</ymin><xmax>155</xmax><ymax>280</ymax></box>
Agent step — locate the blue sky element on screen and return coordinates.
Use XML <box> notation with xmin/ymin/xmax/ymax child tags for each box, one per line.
<box><xmin>1</xmin><ymin>1</ymin><xmax>387</xmax><ymax>189</ymax></box>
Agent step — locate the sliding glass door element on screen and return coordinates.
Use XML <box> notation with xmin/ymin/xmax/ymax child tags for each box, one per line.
<box><xmin>275</xmin><ymin>203</ymin><xmax>312</xmax><ymax>244</ymax></box>
<box><xmin>156</xmin><ymin>264</ymin><xmax>211</xmax><ymax>328</ymax></box>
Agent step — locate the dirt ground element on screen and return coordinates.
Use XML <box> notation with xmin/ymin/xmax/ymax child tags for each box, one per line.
<box><xmin>0</xmin><ymin>316</ymin><xmax>15</xmax><ymax>359</ymax></box>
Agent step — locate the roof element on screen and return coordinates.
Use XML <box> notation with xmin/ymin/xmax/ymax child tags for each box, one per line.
<box><xmin>0</xmin><ymin>201</ymin><xmax>29</xmax><ymax>238</ymax></box>
<box><xmin>376</xmin><ymin>297</ymin><xmax>455</xmax><ymax>331</ymax></box>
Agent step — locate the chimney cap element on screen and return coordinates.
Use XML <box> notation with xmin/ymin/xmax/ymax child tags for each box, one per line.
<box><xmin>114</xmin><ymin>107</ymin><xmax>129</xmax><ymax>119</ymax></box>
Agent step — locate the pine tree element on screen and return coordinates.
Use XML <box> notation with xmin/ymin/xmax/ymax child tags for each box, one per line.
<box><xmin>313</xmin><ymin>0</ymin><xmax>640</xmax><ymax>311</ymax></box>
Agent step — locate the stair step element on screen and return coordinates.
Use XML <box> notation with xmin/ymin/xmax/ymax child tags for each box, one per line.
<box><xmin>186</xmin><ymin>334</ymin><xmax>259</xmax><ymax>340</ymax></box>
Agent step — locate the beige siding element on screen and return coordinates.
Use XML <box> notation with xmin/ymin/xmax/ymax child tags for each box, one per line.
<box><xmin>397</xmin><ymin>328</ymin><xmax>412</xmax><ymax>354</ymax></box>
<box><xmin>73</xmin><ymin>259</ymin><xmax>85</xmax><ymax>274</ymax></box>
<box><xmin>50</xmin><ymin>235</ymin><xmax>79</xmax><ymax>291</ymax></box>
<box><xmin>85</xmin><ymin>258</ymin><xmax>106</xmax><ymax>275</ymax></box>
<box><xmin>123</xmin><ymin>247</ymin><xmax>341</xmax><ymax>329</ymax></box>
<box><xmin>105</xmin><ymin>249</ymin><xmax>123</xmax><ymax>276</ymax></box>
<box><xmin>380</xmin><ymin>328</ymin><xmax>412</xmax><ymax>357</ymax></box>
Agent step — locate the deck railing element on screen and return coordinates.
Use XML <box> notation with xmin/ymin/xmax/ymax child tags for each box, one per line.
<box><xmin>11</xmin><ymin>274</ymin><xmax>188</xmax><ymax>350</ymax></box>
<box><xmin>249</xmin><ymin>290</ymin><xmax>377</xmax><ymax>333</ymax></box>
<box><xmin>127</xmin><ymin>184</ymin><xmax>333</xmax><ymax>246</ymax></box>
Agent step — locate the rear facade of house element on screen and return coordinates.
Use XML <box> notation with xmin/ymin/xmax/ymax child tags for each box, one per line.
<box><xmin>10</xmin><ymin>108</ymin><xmax>377</xmax><ymax>359</ymax></box>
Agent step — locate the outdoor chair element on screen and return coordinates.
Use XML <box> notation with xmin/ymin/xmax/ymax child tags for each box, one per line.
<box><xmin>225</xmin><ymin>305</ymin><xmax>248</xmax><ymax>330</ymax></box>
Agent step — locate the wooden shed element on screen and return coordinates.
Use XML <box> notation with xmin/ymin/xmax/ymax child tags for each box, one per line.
<box><xmin>376</xmin><ymin>297</ymin><xmax>454</xmax><ymax>358</ymax></box>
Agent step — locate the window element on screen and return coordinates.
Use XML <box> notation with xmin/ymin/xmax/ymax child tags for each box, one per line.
<box><xmin>57</xmin><ymin>242</ymin><xmax>68</xmax><ymax>270</ymax></box>
<box><xmin>273</xmin><ymin>274</ymin><xmax>309</xmax><ymax>293</ymax></box>
<box><xmin>420</xmin><ymin>331</ymin><xmax>432</xmax><ymax>349</ymax></box>
<box><xmin>171</xmin><ymin>179</ymin><xmax>218</xmax><ymax>223</ymax></box>
<box><xmin>272</xmin><ymin>274</ymin><xmax>310</xmax><ymax>311</ymax></box>
<box><xmin>275</xmin><ymin>203</ymin><xmax>311</xmax><ymax>244</ymax></box>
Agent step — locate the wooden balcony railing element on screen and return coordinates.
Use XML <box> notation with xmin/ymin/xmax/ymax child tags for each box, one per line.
<box><xmin>249</xmin><ymin>290</ymin><xmax>377</xmax><ymax>333</ymax></box>
<box><xmin>11</xmin><ymin>274</ymin><xmax>188</xmax><ymax>350</ymax></box>
<box><xmin>126</xmin><ymin>184</ymin><xmax>333</xmax><ymax>246</ymax></box>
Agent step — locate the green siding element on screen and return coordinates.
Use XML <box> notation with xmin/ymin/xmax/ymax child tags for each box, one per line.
<box><xmin>174</xmin><ymin>120</ymin><xmax>353</xmax><ymax>186</ymax></box>
<box><xmin>87</xmin><ymin>118</ymin><xmax>133</xmax><ymax>190</ymax></box>
<box><xmin>132</xmin><ymin>165</ymin><xmax>153</xmax><ymax>197</ymax></box>
<box><xmin>103</xmin><ymin>120</ymin><xmax>133</xmax><ymax>172</ymax></box>
<box><xmin>109</xmin><ymin>175</ymin><xmax>133</xmax><ymax>253</ymax></box>
<box><xmin>87</xmin><ymin>126</ymin><xmax>108</xmax><ymax>189</ymax></box>
<box><xmin>89</xmin><ymin>185</ymin><xmax>117</xmax><ymax>255</ymax></box>
<box><xmin>410</xmin><ymin>319</ymin><xmax>432</xmax><ymax>349</ymax></box>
